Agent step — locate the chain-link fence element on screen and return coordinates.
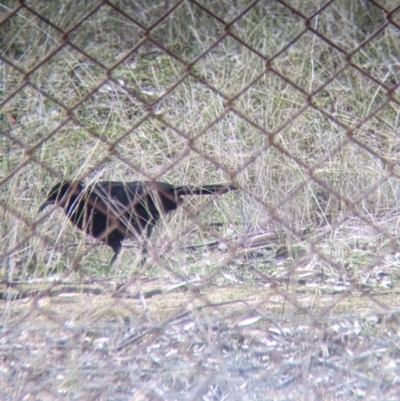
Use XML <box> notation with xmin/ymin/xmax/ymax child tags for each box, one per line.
<box><xmin>2</xmin><ymin>0</ymin><xmax>400</xmax><ymax>399</ymax></box>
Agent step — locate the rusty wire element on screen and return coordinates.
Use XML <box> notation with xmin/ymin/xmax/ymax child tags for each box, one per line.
<box><xmin>2</xmin><ymin>0</ymin><xmax>400</xmax><ymax>399</ymax></box>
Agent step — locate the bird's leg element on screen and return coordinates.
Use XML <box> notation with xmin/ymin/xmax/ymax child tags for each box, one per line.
<box><xmin>139</xmin><ymin>248</ymin><xmax>147</xmax><ymax>267</ymax></box>
<box><xmin>109</xmin><ymin>251</ymin><xmax>119</xmax><ymax>266</ymax></box>
<box><xmin>107</xmin><ymin>241</ymin><xmax>122</xmax><ymax>275</ymax></box>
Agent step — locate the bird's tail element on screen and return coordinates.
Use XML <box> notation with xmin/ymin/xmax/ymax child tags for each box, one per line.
<box><xmin>173</xmin><ymin>184</ymin><xmax>237</xmax><ymax>196</ymax></box>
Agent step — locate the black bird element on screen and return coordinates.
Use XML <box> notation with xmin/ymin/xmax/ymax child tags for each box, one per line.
<box><xmin>39</xmin><ymin>180</ymin><xmax>236</xmax><ymax>264</ymax></box>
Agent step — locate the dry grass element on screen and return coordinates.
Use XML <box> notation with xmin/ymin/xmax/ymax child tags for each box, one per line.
<box><xmin>2</xmin><ymin>0</ymin><xmax>400</xmax><ymax>399</ymax></box>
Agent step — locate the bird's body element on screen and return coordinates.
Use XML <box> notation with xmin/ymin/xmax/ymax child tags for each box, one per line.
<box><xmin>40</xmin><ymin>180</ymin><xmax>236</xmax><ymax>264</ymax></box>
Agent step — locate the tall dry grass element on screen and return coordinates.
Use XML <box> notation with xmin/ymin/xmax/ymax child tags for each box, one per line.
<box><xmin>1</xmin><ymin>0</ymin><xmax>400</xmax><ymax>278</ymax></box>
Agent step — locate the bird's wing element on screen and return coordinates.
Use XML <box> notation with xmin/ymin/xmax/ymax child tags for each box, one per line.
<box><xmin>91</xmin><ymin>182</ymin><xmax>153</xmax><ymax>240</ymax></box>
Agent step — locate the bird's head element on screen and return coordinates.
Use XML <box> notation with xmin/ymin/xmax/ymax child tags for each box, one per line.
<box><xmin>39</xmin><ymin>181</ymin><xmax>84</xmax><ymax>212</ymax></box>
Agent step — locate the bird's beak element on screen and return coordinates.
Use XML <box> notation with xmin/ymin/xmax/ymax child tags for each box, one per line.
<box><xmin>38</xmin><ymin>201</ymin><xmax>52</xmax><ymax>212</ymax></box>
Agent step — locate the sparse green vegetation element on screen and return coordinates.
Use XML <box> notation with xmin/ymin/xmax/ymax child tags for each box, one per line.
<box><xmin>1</xmin><ymin>0</ymin><xmax>400</xmax><ymax>399</ymax></box>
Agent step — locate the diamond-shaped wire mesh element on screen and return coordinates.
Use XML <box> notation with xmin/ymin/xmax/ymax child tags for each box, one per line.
<box><xmin>2</xmin><ymin>0</ymin><xmax>400</xmax><ymax>399</ymax></box>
